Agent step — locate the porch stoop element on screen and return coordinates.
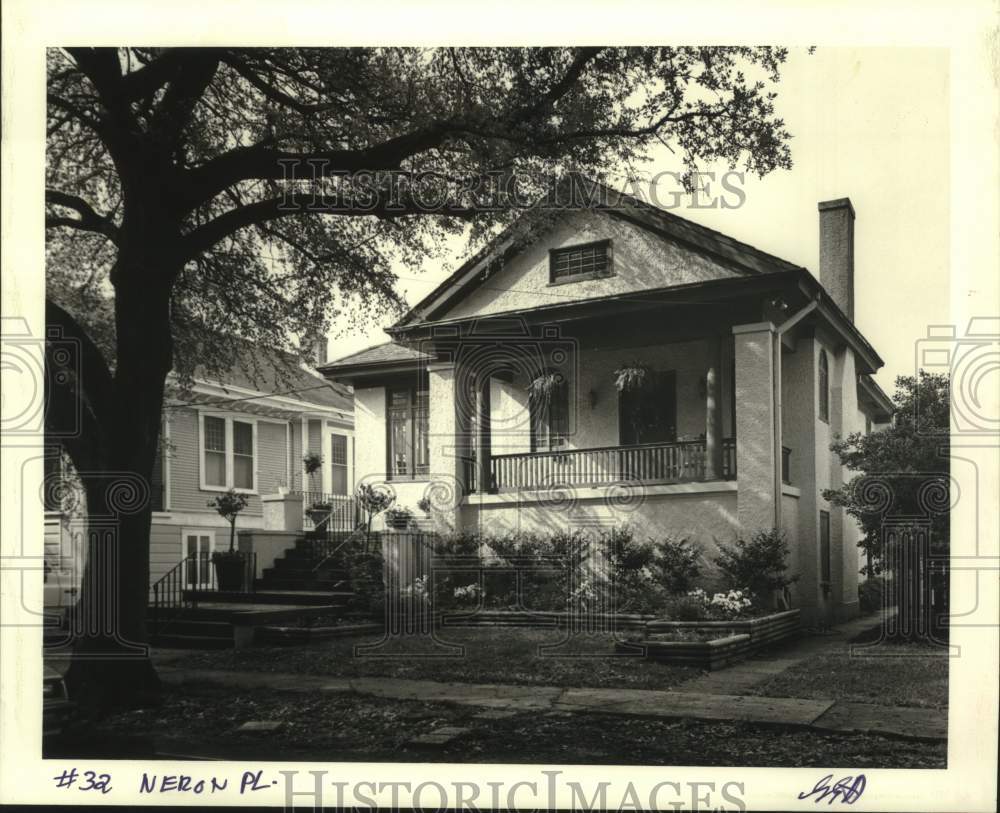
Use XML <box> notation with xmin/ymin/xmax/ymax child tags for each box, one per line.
<box><xmin>148</xmin><ymin>532</ymin><xmax>356</xmax><ymax>649</ymax></box>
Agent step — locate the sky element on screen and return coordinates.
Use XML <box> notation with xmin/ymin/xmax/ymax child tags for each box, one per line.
<box><xmin>327</xmin><ymin>47</ymin><xmax>951</xmax><ymax>394</ymax></box>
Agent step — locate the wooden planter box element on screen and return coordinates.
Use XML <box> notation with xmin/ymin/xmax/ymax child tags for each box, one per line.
<box><xmin>616</xmin><ymin>609</ymin><xmax>801</xmax><ymax>670</ymax></box>
<box><xmin>440</xmin><ymin>610</ymin><xmax>656</xmax><ymax>631</ymax></box>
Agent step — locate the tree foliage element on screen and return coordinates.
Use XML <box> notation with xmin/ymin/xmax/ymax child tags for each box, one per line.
<box><xmin>47</xmin><ymin>46</ymin><xmax>795</xmax><ymax>385</ymax></box>
<box><xmin>824</xmin><ymin>372</ymin><xmax>950</xmax><ymax>576</ymax></box>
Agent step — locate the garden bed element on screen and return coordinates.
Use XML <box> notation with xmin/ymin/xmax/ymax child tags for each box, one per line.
<box><xmin>617</xmin><ymin>610</ymin><xmax>801</xmax><ymax>670</ymax></box>
<box><xmin>256</xmin><ymin>622</ymin><xmax>382</xmax><ymax>644</ymax></box>
<box><xmin>440</xmin><ymin>609</ymin><xmax>656</xmax><ymax>631</ymax></box>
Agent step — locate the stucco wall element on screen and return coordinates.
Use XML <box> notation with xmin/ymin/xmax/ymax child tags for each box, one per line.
<box><xmin>462</xmin><ymin>484</ymin><xmax>739</xmax><ymax>590</ymax></box>
<box><xmin>354</xmin><ymin>385</ymin><xmax>387</xmax><ymax>485</ymax></box>
<box><xmin>440</xmin><ymin>210</ymin><xmax>742</xmax><ymax>322</ymax></box>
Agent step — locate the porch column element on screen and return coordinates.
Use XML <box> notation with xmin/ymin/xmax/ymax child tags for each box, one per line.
<box><xmin>732</xmin><ymin>322</ymin><xmax>778</xmax><ymax>535</ymax></box>
<box><xmin>427</xmin><ymin>361</ymin><xmax>463</xmax><ymax>531</ymax></box>
<box><xmin>476</xmin><ymin>373</ymin><xmax>493</xmax><ymax>493</ymax></box>
<box><xmin>704</xmin><ymin>335</ymin><xmax>724</xmax><ymax>480</ymax></box>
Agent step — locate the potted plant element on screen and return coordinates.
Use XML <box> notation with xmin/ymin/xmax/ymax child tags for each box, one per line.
<box><xmin>207</xmin><ymin>489</ymin><xmax>249</xmax><ymax>591</ymax></box>
<box><xmin>384</xmin><ymin>506</ymin><xmax>413</xmax><ymax>531</ymax></box>
<box><xmin>529</xmin><ymin>371</ymin><xmax>563</xmax><ymax>404</ymax></box>
<box><xmin>613</xmin><ymin>361</ymin><xmax>650</xmax><ymax>392</ymax></box>
<box><xmin>303</xmin><ymin>451</ymin><xmax>323</xmax><ymax>476</ymax></box>
<box><xmin>356</xmin><ymin>483</ymin><xmax>395</xmax><ymax>544</ymax></box>
<box><xmin>416</xmin><ymin>496</ymin><xmax>432</xmax><ymax>517</ymax></box>
<box><xmin>307</xmin><ymin>499</ymin><xmax>333</xmax><ymax>530</ymax></box>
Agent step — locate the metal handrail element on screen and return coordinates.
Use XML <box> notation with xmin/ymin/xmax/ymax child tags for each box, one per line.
<box><xmin>150</xmin><ymin>549</ymin><xmax>256</xmax><ymax>643</ymax></box>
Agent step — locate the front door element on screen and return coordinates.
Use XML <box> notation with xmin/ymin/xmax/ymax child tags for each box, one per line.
<box><xmin>619</xmin><ymin>370</ymin><xmax>677</xmax><ymax>445</ymax></box>
<box><xmin>183</xmin><ymin>530</ymin><xmax>215</xmax><ymax>589</ymax></box>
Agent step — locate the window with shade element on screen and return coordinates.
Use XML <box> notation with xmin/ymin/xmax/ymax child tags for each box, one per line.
<box><xmin>201</xmin><ymin>414</ymin><xmax>256</xmax><ymax>491</ymax></box>
<box><xmin>387</xmin><ymin>386</ymin><xmax>429</xmax><ymax>478</ymax></box>
<box><xmin>818</xmin><ymin>350</ymin><xmax>830</xmax><ymax>423</ymax></box>
<box><xmin>820</xmin><ymin>510</ymin><xmax>831</xmax><ymax>584</ymax></box>
<box><xmin>330</xmin><ymin>434</ymin><xmax>348</xmax><ymax>495</ymax></box>
<box><xmin>203</xmin><ymin>415</ymin><xmax>227</xmax><ymax>487</ymax></box>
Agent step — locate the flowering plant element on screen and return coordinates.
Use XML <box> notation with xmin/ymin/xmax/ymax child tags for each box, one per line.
<box><xmin>453</xmin><ymin>583</ymin><xmax>481</xmax><ymax>602</ymax></box>
<box><xmin>708</xmin><ymin>588</ymin><xmax>753</xmax><ymax>618</ymax></box>
<box><xmin>400</xmin><ymin>574</ymin><xmax>430</xmax><ymax>603</ymax></box>
<box><xmin>682</xmin><ymin>587</ymin><xmax>754</xmax><ymax>619</ymax></box>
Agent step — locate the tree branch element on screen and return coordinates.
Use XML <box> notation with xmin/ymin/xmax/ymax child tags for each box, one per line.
<box><xmin>180</xmin><ymin>193</ymin><xmax>477</xmax><ymax>262</ymax></box>
<box><xmin>46</xmin><ymin>190</ymin><xmax>119</xmax><ymax>241</ymax></box>
<box><xmin>179</xmin><ymin>122</ymin><xmax>456</xmax><ymax>212</ymax></box>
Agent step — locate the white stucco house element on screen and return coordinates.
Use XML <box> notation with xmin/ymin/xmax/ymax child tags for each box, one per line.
<box><xmin>320</xmin><ymin>183</ymin><xmax>893</xmax><ymax>625</ymax></box>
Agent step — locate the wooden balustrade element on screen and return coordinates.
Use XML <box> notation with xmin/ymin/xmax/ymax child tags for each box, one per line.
<box><xmin>488</xmin><ymin>438</ymin><xmax>736</xmax><ymax>492</ymax></box>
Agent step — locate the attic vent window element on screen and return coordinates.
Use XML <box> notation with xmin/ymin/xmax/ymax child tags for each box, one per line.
<box><xmin>549</xmin><ymin>240</ymin><xmax>612</xmax><ymax>283</ymax></box>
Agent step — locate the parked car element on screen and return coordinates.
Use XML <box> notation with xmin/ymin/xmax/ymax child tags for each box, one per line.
<box><xmin>43</xmin><ymin>560</ymin><xmax>77</xmax><ymax>629</ymax></box>
<box><xmin>43</xmin><ymin>666</ymin><xmax>75</xmax><ymax>736</ymax></box>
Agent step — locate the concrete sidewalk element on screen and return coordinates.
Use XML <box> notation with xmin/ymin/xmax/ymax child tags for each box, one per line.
<box><xmin>156</xmin><ymin>664</ymin><xmax>946</xmax><ymax>742</ymax></box>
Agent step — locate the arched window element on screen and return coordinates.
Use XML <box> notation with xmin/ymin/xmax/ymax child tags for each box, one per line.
<box><xmin>818</xmin><ymin>350</ymin><xmax>830</xmax><ymax>423</ymax></box>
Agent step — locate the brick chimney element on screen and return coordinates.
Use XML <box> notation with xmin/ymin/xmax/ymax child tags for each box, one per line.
<box><xmin>818</xmin><ymin>197</ymin><xmax>855</xmax><ymax>321</ymax></box>
<box><xmin>311</xmin><ymin>336</ymin><xmax>328</xmax><ymax>367</ymax></box>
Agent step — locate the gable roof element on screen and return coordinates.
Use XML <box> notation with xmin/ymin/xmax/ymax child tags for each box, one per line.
<box><xmin>178</xmin><ymin>345</ymin><xmax>353</xmax><ymax>414</ymax></box>
<box><xmin>318</xmin><ymin>339</ymin><xmax>435</xmax><ymax>381</ymax></box>
<box><xmin>390</xmin><ymin>176</ymin><xmax>803</xmax><ymax>333</ymax></box>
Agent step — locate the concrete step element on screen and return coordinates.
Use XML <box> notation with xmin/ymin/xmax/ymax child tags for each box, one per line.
<box><xmin>185</xmin><ymin>589</ymin><xmax>351</xmax><ymax>606</ymax></box>
<box><xmin>152</xmin><ymin>633</ymin><xmax>234</xmax><ymax>649</ymax></box>
<box><xmin>153</xmin><ymin>618</ymin><xmax>233</xmax><ymax>636</ymax></box>
<box><xmin>263</xmin><ymin>564</ymin><xmax>349</xmax><ymax>580</ymax></box>
<box><xmin>256</xmin><ymin>578</ymin><xmax>350</xmax><ymax>592</ymax></box>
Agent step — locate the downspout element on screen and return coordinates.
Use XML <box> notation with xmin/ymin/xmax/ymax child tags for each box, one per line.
<box><xmin>771</xmin><ymin>294</ymin><xmax>821</xmax><ymax>529</ymax></box>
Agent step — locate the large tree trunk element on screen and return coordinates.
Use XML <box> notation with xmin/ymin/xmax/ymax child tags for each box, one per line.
<box><xmin>62</xmin><ymin>260</ymin><xmax>176</xmax><ymax>713</ymax></box>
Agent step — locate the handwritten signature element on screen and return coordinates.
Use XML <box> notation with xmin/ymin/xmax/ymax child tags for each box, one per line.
<box><xmin>798</xmin><ymin>774</ymin><xmax>866</xmax><ymax>804</ymax></box>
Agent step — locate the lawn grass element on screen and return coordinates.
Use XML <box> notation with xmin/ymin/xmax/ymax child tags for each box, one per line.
<box><xmin>748</xmin><ymin>638</ymin><xmax>949</xmax><ymax>710</ymax></box>
<box><xmin>157</xmin><ymin>627</ymin><xmax>699</xmax><ymax>690</ymax></box>
<box><xmin>50</xmin><ymin>684</ymin><xmax>945</xmax><ymax>767</ymax></box>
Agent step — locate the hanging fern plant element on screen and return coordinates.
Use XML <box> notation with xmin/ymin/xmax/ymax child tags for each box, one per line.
<box><xmin>613</xmin><ymin>361</ymin><xmax>650</xmax><ymax>392</ymax></box>
<box><xmin>529</xmin><ymin>371</ymin><xmax>563</xmax><ymax>404</ymax></box>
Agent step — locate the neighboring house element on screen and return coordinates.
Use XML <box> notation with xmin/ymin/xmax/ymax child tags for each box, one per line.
<box><xmin>320</xmin><ymin>183</ymin><xmax>894</xmax><ymax>625</ymax></box>
<box><xmin>43</xmin><ymin>345</ymin><xmax>355</xmax><ymax>596</ymax></box>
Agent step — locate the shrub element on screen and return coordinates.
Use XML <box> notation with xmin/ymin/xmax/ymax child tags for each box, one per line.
<box><xmin>858</xmin><ymin>577</ymin><xmax>886</xmax><ymax>615</ymax></box>
<box><xmin>715</xmin><ymin>528</ymin><xmax>797</xmax><ymax>601</ymax></box>
<box><xmin>667</xmin><ymin>592</ymin><xmax>710</xmax><ymax>621</ymax></box>
<box><xmin>653</xmin><ymin>536</ymin><xmax>701</xmax><ymax>593</ymax></box>
<box><xmin>341</xmin><ymin>538</ymin><xmax>384</xmax><ymax>619</ymax></box>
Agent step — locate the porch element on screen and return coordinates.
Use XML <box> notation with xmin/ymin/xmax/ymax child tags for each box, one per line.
<box><xmin>484</xmin><ymin>438</ymin><xmax>737</xmax><ymax>492</ymax></box>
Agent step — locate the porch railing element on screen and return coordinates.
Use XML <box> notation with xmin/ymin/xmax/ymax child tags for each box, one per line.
<box><xmin>296</xmin><ymin>492</ymin><xmax>359</xmax><ymax>534</ymax></box>
<box><xmin>489</xmin><ymin>438</ymin><xmax>736</xmax><ymax>492</ymax></box>
<box><xmin>150</xmin><ymin>550</ymin><xmax>256</xmax><ymax>643</ymax></box>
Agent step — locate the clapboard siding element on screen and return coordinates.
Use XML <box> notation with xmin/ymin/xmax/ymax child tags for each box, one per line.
<box><xmin>166</xmin><ymin>407</ymin><xmax>293</xmax><ymax>517</ymax></box>
<box><xmin>149</xmin><ymin>521</ymin><xmax>186</xmax><ymax>586</ymax></box>
<box><xmin>257</xmin><ymin>421</ymin><xmax>288</xmax><ymax>496</ymax></box>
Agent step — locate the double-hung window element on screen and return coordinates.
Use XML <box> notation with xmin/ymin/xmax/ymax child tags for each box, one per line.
<box><xmin>200</xmin><ymin>414</ymin><xmax>257</xmax><ymax>492</ymax></box>
<box><xmin>330</xmin><ymin>434</ymin><xmax>349</xmax><ymax>494</ymax></box>
<box><xmin>387</xmin><ymin>386</ymin><xmax>429</xmax><ymax>478</ymax></box>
